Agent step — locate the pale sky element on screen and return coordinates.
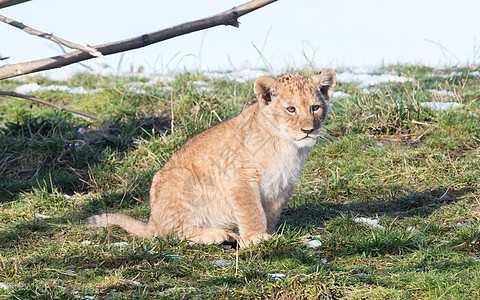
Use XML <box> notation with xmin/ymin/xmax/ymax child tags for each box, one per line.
<box><xmin>1</xmin><ymin>0</ymin><xmax>480</xmax><ymax>76</ymax></box>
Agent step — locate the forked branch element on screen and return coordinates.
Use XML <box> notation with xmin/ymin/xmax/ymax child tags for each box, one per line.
<box><xmin>0</xmin><ymin>14</ymin><xmax>103</xmax><ymax>57</ymax></box>
<box><xmin>0</xmin><ymin>0</ymin><xmax>277</xmax><ymax>80</ymax></box>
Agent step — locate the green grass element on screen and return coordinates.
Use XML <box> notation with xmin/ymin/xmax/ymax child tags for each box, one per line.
<box><xmin>0</xmin><ymin>66</ymin><xmax>479</xmax><ymax>299</ymax></box>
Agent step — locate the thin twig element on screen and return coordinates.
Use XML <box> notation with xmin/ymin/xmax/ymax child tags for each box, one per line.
<box><xmin>424</xmin><ymin>39</ymin><xmax>460</xmax><ymax>64</ymax></box>
<box><xmin>0</xmin><ymin>90</ymin><xmax>99</xmax><ymax>120</ymax></box>
<box><xmin>235</xmin><ymin>242</ymin><xmax>239</xmax><ymax>277</ymax></box>
<box><xmin>0</xmin><ymin>14</ymin><xmax>103</xmax><ymax>57</ymax></box>
<box><xmin>0</xmin><ymin>0</ymin><xmax>277</xmax><ymax>80</ymax></box>
<box><xmin>411</xmin><ymin>120</ymin><xmax>430</xmax><ymax>126</ymax></box>
<box><xmin>252</xmin><ymin>42</ymin><xmax>274</xmax><ymax>73</ymax></box>
<box><xmin>438</xmin><ymin>188</ymin><xmax>450</xmax><ymax>201</ymax></box>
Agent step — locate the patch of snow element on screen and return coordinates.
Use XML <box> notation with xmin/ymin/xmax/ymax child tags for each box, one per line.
<box><xmin>128</xmin><ymin>79</ymin><xmax>174</xmax><ymax>90</ymax></box>
<box><xmin>163</xmin><ymin>254</ymin><xmax>191</xmax><ymax>261</ymax></box>
<box><xmin>439</xmin><ymin>240</ymin><xmax>449</xmax><ymax>244</ymax></box>
<box><xmin>34</xmin><ymin>213</ymin><xmax>50</xmax><ymax>219</ymax></box>
<box><xmin>128</xmin><ymin>81</ymin><xmax>146</xmax><ymax>87</ymax></box>
<box><xmin>205</xmin><ymin>69</ymin><xmax>269</xmax><ymax>83</ymax></box>
<box><xmin>128</xmin><ymin>280</ymin><xmax>144</xmax><ymax>287</ymax></box>
<box><xmin>376</xmin><ymin>142</ymin><xmax>383</xmax><ymax>147</ymax></box>
<box><xmin>0</xmin><ymin>282</ymin><xmax>12</xmax><ymax>290</ymax></box>
<box><xmin>68</xmin><ymin>142</ymin><xmax>83</xmax><ymax>149</ymax></box>
<box><xmin>427</xmin><ymin>71</ymin><xmax>461</xmax><ymax>78</ymax></box>
<box><xmin>192</xmin><ymin>80</ymin><xmax>208</xmax><ymax>86</ymax></box>
<box><xmin>453</xmin><ymin>222</ymin><xmax>472</xmax><ymax>228</ymax></box>
<box><xmin>110</xmin><ymin>242</ymin><xmax>129</xmax><ymax>247</ymax></box>
<box><xmin>157</xmin><ymin>86</ymin><xmax>173</xmax><ymax>92</ymax></box>
<box><xmin>354</xmin><ymin>217</ymin><xmax>385</xmax><ymax>229</ymax></box>
<box><xmin>128</xmin><ymin>87</ymin><xmax>147</xmax><ymax>94</ymax></box>
<box><xmin>320</xmin><ymin>258</ymin><xmax>328</xmax><ymax>264</ymax></box>
<box><xmin>196</xmin><ymin>86</ymin><xmax>215</xmax><ymax>93</ymax></box>
<box><xmin>80</xmin><ymin>240</ymin><xmax>99</xmax><ymax>247</ymax></box>
<box><xmin>208</xmin><ymin>259</ymin><xmax>231</xmax><ymax>266</ymax></box>
<box><xmin>72</xmin><ymin>113</ymin><xmax>93</xmax><ymax>120</ymax></box>
<box><xmin>431</xmin><ymin>71</ymin><xmax>480</xmax><ymax>78</ymax></box>
<box><xmin>444</xmin><ymin>71</ymin><xmax>463</xmax><ymax>77</ymax></box>
<box><xmin>15</xmin><ymin>83</ymin><xmax>101</xmax><ymax>94</ymax></box>
<box><xmin>14</xmin><ymin>83</ymin><xmax>43</xmax><ymax>94</ymax></box>
<box><xmin>332</xmin><ymin>91</ymin><xmax>351</xmax><ymax>98</ymax></box>
<box><xmin>305</xmin><ymin>240</ymin><xmax>323</xmax><ymax>248</ymax></box>
<box><xmin>406</xmin><ymin>227</ymin><xmax>418</xmax><ymax>232</ymax></box>
<box><xmin>71</xmin><ymin>290</ymin><xmax>97</xmax><ymax>300</ymax></box>
<box><xmin>64</xmin><ymin>194</ymin><xmax>89</xmax><ymax>199</ymax></box>
<box><xmin>300</xmin><ymin>234</ymin><xmax>323</xmax><ymax>248</ymax></box>
<box><xmin>356</xmin><ymin>272</ymin><xmax>367</xmax><ymax>277</ymax></box>
<box><xmin>63</xmin><ymin>86</ymin><xmax>100</xmax><ymax>94</ymax></box>
<box><xmin>266</xmin><ymin>273</ymin><xmax>286</xmax><ymax>281</ymax></box>
<box><xmin>426</xmin><ymin>89</ymin><xmax>455</xmax><ymax>97</ymax></box>
<box><xmin>18</xmin><ymin>65</ymin><xmax>177</xmax><ymax>83</ymax></box>
<box><xmin>336</xmin><ymin>72</ymin><xmax>413</xmax><ymax>87</ymax></box>
<box><xmin>129</xmin><ymin>86</ymin><xmax>173</xmax><ymax>94</ymax></box>
<box><xmin>420</xmin><ymin>102</ymin><xmax>464</xmax><ymax>111</ymax></box>
<box><xmin>361</xmin><ymin>88</ymin><xmax>383</xmax><ymax>94</ymax></box>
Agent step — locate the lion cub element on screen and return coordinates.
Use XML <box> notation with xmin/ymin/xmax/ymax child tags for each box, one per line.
<box><xmin>83</xmin><ymin>70</ymin><xmax>336</xmax><ymax>247</ymax></box>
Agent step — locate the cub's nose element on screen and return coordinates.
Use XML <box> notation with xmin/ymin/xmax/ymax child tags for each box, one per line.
<box><xmin>301</xmin><ymin>127</ymin><xmax>315</xmax><ymax>134</ymax></box>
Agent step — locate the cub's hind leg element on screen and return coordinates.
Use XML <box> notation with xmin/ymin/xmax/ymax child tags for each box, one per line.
<box><xmin>187</xmin><ymin>228</ymin><xmax>239</xmax><ymax>245</ymax></box>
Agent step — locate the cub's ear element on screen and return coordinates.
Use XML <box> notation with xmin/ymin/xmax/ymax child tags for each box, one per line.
<box><xmin>254</xmin><ymin>76</ymin><xmax>281</xmax><ymax>106</ymax></box>
<box><xmin>312</xmin><ymin>69</ymin><xmax>336</xmax><ymax>100</ymax></box>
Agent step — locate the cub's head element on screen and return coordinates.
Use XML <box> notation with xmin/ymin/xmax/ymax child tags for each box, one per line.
<box><xmin>254</xmin><ymin>70</ymin><xmax>336</xmax><ymax>148</ymax></box>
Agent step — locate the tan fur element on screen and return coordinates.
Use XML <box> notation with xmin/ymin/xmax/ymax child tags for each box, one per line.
<box><xmin>82</xmin><ymin>70</ymin><xmax>336</xmax><ymax>247</ymax></box>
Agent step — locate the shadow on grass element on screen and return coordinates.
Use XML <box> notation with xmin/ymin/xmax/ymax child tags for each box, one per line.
<box><xmin>0</xmin><ymin>186</ymin><xmax>154</xmax><ymax>249</ymax></box>
<box><xmin>281</xmin><ymin>187</ymin><xmax>474</xmax><ymax>229</ymax></box>
<box><xmin>0</xmin><ymin>112</ymin><xmax>170</xmax><ymax>202</ymax></box>
<box><xmin>1</xmin><ymin>187</ymin><xmax>470</xmax><ymax>247</ymax></box>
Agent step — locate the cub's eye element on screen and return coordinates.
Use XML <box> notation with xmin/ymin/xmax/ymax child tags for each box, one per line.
<box><xmin>286</xmin><ymin>106</ymin><xmax>296</xmax><ymax>114</ymax></box>
<box><xmin>311</xmin><ymin>105</ymin><xmax>321</xmax><ymax>113</ymax></box>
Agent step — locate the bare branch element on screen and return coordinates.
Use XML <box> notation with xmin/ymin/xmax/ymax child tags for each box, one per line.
<box><xmin>0</xmin><ymin>14</ymin><xmax>103</xmax><ymax>57</ymax></box>
<box><xmin>0</xmin><ymin>90</ymin><xmax>99</xmax><ymax>120</ymax></box>
<box><xmin>0</xmin><ymin>0</ymin><xmax>277</xmax><ymax>80</ymax></box>
<box><xmin>0</xmin><ymin>0</ymin><xmax>30</xmax><ymax>9</ymax></box>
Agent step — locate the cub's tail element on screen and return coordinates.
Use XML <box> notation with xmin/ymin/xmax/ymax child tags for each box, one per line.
<box><xmin>82</xmin><ymin>213</ymin><xmax>155</xmax><ymax>238</ymax></box>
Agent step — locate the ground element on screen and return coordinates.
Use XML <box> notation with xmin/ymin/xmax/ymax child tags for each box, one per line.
<box><xmin>0</xmin><ymin>65</ymin><xmax>479</xmax><ymax>299</ymax></box>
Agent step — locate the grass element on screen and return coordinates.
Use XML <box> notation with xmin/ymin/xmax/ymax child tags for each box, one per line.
<box><xmin>0</xmin><ymin>65</ymin><xmax>479</xmax><ymax>299</ymax></box>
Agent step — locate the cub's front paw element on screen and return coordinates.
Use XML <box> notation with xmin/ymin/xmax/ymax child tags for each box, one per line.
<box><xmin>240</xmin><ymin>233</ymin><xmax>271</xmax><ymax>248</ymax></box>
